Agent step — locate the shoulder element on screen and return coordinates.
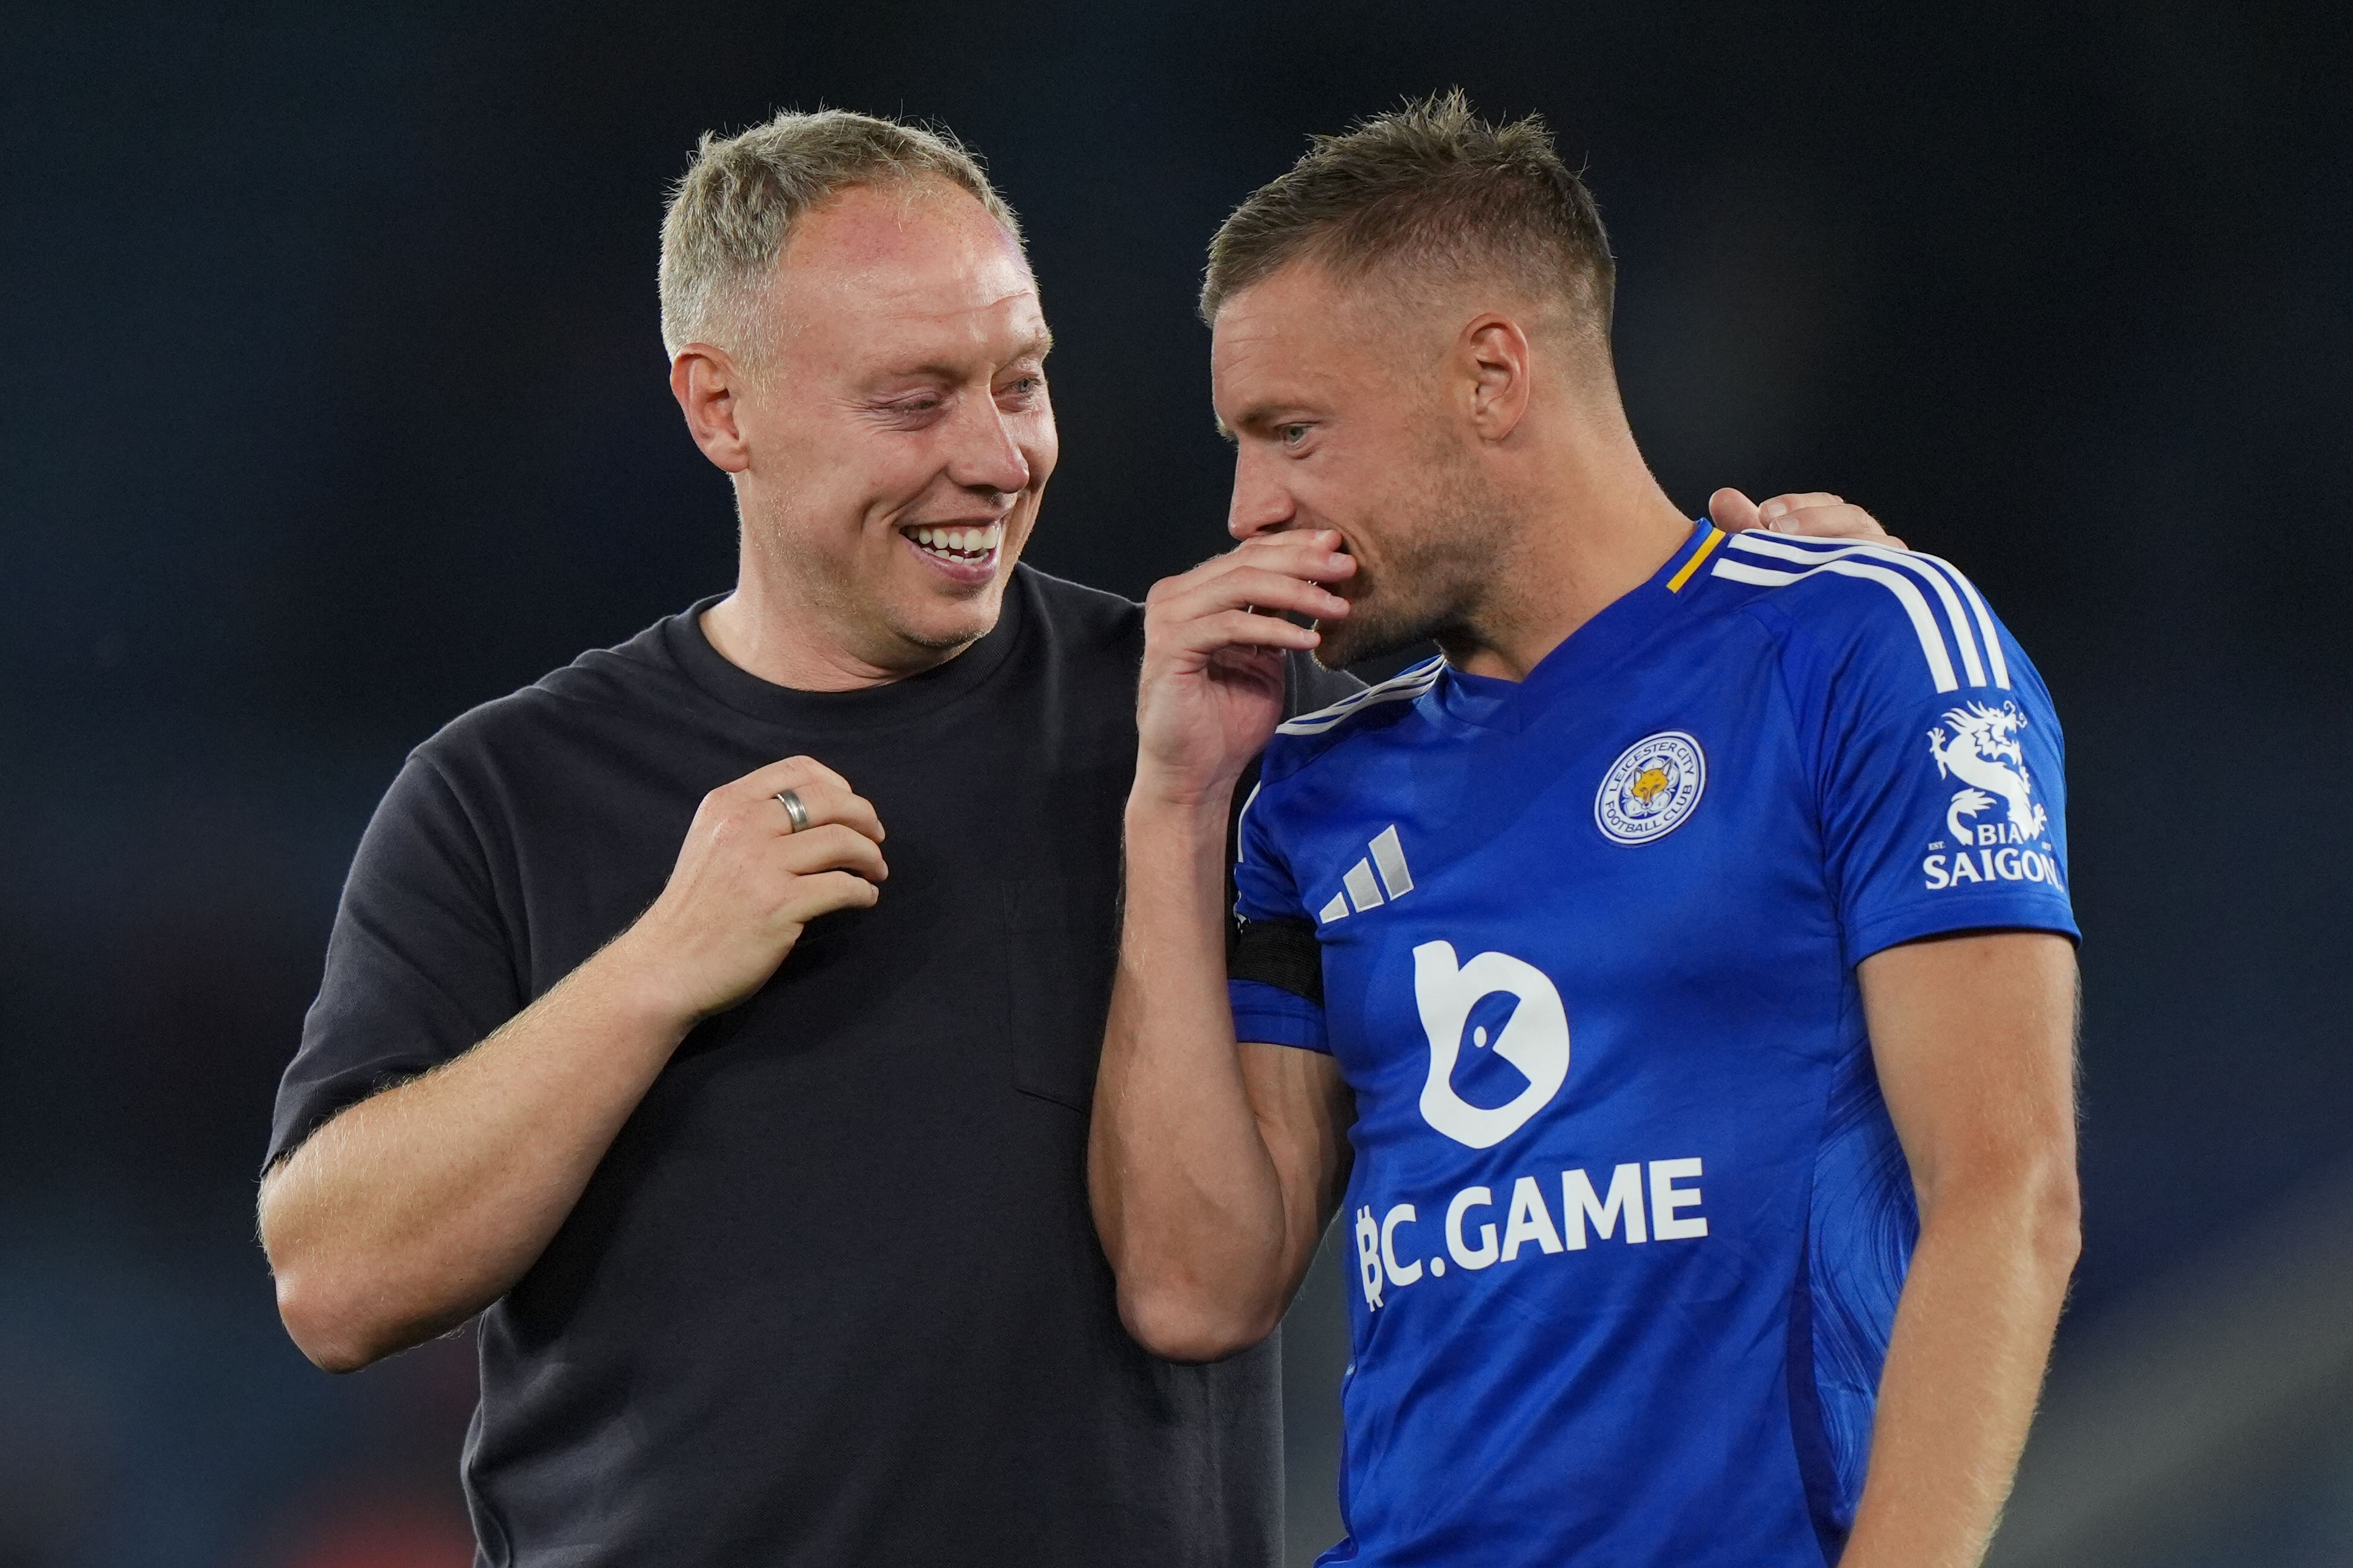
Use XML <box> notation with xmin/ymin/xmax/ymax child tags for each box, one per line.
<box><xmin>414</xmin><ymin>610</ymin><xmax>700</xmax><ymax>781</ymax></box>
<box><xmin>1009</xmin><ymin>562</ymin><xmax>1144</xmax><ymax>653</ymax></box>
<box><xmin>1261</xmin><ymin>654</ymin><xmax>1446</xmax><ymax>783</ymax></box>
<box><xmin>1692</xmin><ymin>531</ymin><xmax>2027</xmax><ymax>706</ymax></box>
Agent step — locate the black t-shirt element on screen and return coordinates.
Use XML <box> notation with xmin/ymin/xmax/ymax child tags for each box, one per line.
<box><xmin>268</xmin><ymin>565</ymin><xmax>1357</xmax><ymax>1568</ymax></box>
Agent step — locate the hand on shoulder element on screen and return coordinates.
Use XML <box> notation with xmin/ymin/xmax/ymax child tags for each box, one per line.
<box><xmin>1709</xmin><ymin>488</ymin><xmax>1907</xmax><ymax>550</ymax></box>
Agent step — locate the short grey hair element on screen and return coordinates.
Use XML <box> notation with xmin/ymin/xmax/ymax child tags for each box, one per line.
<box><xmin>658</xmin><ymin>108</ymin><xmax>1023</xmax><ymax>363</ymax></box>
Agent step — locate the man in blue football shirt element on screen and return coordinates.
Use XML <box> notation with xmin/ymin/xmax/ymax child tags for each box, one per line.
<box><xmin>1091</xmin><ymin>93</ymin><xmax>2081</xmax><ymax>1567</ymax></box>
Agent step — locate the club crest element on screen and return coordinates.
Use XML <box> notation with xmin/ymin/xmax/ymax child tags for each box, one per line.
<box><xmin>1595</xmin><ymin>731</ymin><xmax>1706</xmax><ymax>846</ymax></box>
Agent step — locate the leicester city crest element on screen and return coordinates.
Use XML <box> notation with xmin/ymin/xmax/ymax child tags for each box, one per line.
<box><xmin>1595</xmin><ymin>731</ymin><xmax>1707</xmax><ymax>846</ymax></box>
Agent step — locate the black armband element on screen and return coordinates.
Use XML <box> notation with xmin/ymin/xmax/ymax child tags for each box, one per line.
<box><xmin>1229</xmin><ymin>916</ymin><xmax>1323</xmax><ymax>1006</ymax></box>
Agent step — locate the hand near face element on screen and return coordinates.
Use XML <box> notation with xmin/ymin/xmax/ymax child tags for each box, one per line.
<box><xmin>1709</xmin><ymin>488</ymin><xmax>1907</xmax><ymax>550</ymax></box>
<box><xmin>620</xmin><ymin>756</ymin><xmax>889</xmax><ymax>1021</ymax></box>
<box><xmin>1134</xmin><ymin>530</ymin><xmax>1357</xmax><ymax>808</ymax></box>
<box><xmin>1134</xmin><ymin>493</ymin><xmax>1904</xmax><ymax>808</ymax></box>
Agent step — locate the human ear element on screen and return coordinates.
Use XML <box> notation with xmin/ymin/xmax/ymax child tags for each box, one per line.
<box><xmin>1460</xmin><ymin>314</ymin><xmax>1532</xmax><ymax>442</ymax></box>
<box><xmin>670</xmin><ymin>346</ymin><xmax>752</xmax><ymax>474</ymax></box>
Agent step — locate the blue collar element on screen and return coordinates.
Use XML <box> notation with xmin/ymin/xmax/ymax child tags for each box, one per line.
<box><xmin>1432</xmin><ymin>519</ymin><xmax>1724</xmax><ymax>732</ymax></box>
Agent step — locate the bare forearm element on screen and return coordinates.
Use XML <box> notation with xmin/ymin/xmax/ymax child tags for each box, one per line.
<box><xmin>1098</xmin><ymin>532</ymin><xmax>1361</xmax><ymax>1356</ymax></box>
<box><xmin>1090</xmin><ymin>792</ymin><xmax>1293</xmax><ymax>1357</ymax></box>
<box><xmin>1839</xmin><ymin>1173</ymin><xmax>2080</xmax><ymax>1566</ymax></box>
<box><xmin>261</xmin><ymin>929</ymin><xmax>694</xmax><ymax>1370</ymax></box>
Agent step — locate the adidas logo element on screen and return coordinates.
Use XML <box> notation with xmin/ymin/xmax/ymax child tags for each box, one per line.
<box><xmin>1320</xmin><ymin>825</ymin><xmax>1413</xmax><ymax>924</ymax></box>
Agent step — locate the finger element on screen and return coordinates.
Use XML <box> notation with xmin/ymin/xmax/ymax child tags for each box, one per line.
<box><xmin>1773</xmin><ymin>503</ymin><xmax>1888</xmax><ymax>543</ymax></box>
<box><xmin>1231</xmin><ymin>528</ymin><xmax>1355</xmax><ymax>571</ymax></box>
<box><xmin>776</xmin><ymin>824</ymin><xmax>891</xmax><ymax>883</ymax></box>
<box><xmin>732</xmin><ymin>754</ymin><xmax>853</xmax><ymax>801</ymax></box>
<box><xmin>1707</xmin><ymin>487</ymin><xmax>1763</xmax><ymax>533</ymax></box>
<box><xmin>1142</xmin><ymin>536</ymin><xmax>1353</xmax><ymax>618</ymax></box>
<box><xmin>1160</xmin><ymin>608</ymin><xmax>1322</xmax><ymax>659</ymax></box>
<box><xmin>1209</xmin><ymin>531</ymin><xmax>1357</xmax><ymax>585</ymax></box>
<box><xmin>725</xmin><ymin>773</ymin><xmax>885</xmax><ymax>844</ymax></box>
<box><xmin>780</xmin><ymin>783</ymin><xmax>885</xmax><ymax>845</ymax></box>
<box><xmin>1150</xmin><ymin>556</ymin><xmax>1348</xmax><ymax>617</ymax></box>
<box><xmin>1156</xmin><ymin>565</ymin><xmax>1350</xmax><ymax>625</ymax></box>
<box><xmin>781</xmin><ymin>870</ymin><xmax>882</xmax><ymax>924</ymax></box>
<box><xmin>1756</xmin><ymin>491</ymin><xmax>1845</xmax><ymax>525</ymax></box>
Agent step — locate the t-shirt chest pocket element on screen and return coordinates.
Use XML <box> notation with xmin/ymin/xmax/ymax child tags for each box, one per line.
<box><xmin>999</xmin><ymin>876</ymin><xmax>1117</xmax><ymax>1113</ymax></box>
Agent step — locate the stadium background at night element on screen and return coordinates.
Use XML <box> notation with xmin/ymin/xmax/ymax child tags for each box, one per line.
<box><xmin>2</xmin><ymin>5</ymin><xmax>2347</xmax><ymax>1564</ymax></box>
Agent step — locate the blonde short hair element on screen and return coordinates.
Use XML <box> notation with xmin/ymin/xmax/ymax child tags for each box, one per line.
<box><xmin>1201</xmin><ymin>90</ymin><xmax>1613</xmax><ymax>346</ymax></box>
<box><xmin>658</xmin><ymin>108</ymin><xmax>1023</xmax><ymax>363</ymax></box>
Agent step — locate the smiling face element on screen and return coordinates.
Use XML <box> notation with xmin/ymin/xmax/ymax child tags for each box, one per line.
<box><xmin>1211</xmin><ymin>262</ymin><xmax>1511</xmax><ymax>670</ymax></box>
<box><xmin>730</xmin><ymin>180</ymin><xmax>1057</xmax><ymax>667</ymax></box>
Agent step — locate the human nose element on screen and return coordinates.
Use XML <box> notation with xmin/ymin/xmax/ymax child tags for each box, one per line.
<box><xmin>945</xmin><ymin>396</ymin><xmax>1032</xmax><ymax>495</ymax></box>
<box><xmin>1227</xmin><ymin>446</ymin><xmax>1295</xmax><ymax>540</ymax></box>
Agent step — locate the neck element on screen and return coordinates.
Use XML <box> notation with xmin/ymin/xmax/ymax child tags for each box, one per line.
<box><xmin>701</xmin><ymin>528</ymin><xmax>972</xmax><ymax>693</ymax></box>
<box><xmin>1436</xmin><ymin>417</ymin><xmax>1693</xmax><ymax>682</ymax></box>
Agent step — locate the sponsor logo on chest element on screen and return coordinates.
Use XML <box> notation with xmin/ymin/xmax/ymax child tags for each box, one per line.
<box><xmin>1346</xmin><ymin>929</ymin><xmax>1709</xmax><ymax>1315</ymax></box>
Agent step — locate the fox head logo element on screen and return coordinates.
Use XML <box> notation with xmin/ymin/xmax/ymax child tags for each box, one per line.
<box><xmin>1413</xmin><ymin>941</ymin><xmax>1570</xmax><ymax>1149</ymax></box>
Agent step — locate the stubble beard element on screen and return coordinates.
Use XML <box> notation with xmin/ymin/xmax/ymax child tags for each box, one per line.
<box><xmin>1312</xmin><ymin>463</ymin><xmax>1515</xmax><ymax>673</ymax></box>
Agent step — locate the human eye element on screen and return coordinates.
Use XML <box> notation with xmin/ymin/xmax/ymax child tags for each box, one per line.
<box><xmin>870</xmin><ymin>390</ymin><xmax>949</xmax><ymax>428</ymax></box>
<box><xmin>1278</xmin><ymin>422</ymin><xmax>1314</xmax><ymax>450</ymax></box>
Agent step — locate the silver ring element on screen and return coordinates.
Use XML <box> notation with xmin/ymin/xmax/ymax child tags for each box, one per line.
<box><xmin>773</xmin><ymin>789</ymin><xmax>811</xmax><ymax>833</ymax></box>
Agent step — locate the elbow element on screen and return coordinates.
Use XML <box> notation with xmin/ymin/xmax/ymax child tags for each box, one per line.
<box><xmin>260</xmin><ymin>1194</ymin><xmax>398</xmax><ymax>1374</ymax></box>
<box><xmin>1923</xmin><ymin>1148</ymin><xmax>2082</xmax><ymax>1289</ymax></box>
<box><xmin>273</xmin><ymin>1250</ymin><xmax>425</xmax><ymax>1372</ymax></box>
<box><xmin>271</xmin><ymin>1261</ymin><xmax>393</xmax><ymax>1374</ymax></box>
<box><xmin>2030</xmin><ymin>1159</ymin><xmax>2084</xmax><ymax>1283</ymax></box>
<box><xmin>1117</xmin><ymin>1278</ymin><xmax>1280</xmax><ymax>1364</ymax></box>
<box><xmin>260</xmin><ymin>1195</ymin><xmax>486</xmax><ymax>1374</ymax></box>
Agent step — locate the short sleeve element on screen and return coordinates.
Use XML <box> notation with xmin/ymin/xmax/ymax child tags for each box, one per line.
<box><xmin>1229</xmin><ymin>777</ymin><xmax>1329</xmax><ymax>1052</ymax></box>
<box><xmin>264</xmin><ymin>750</ymin><xmax>525</xmax><ymax>1168</ymax></box>
<box><xmin>1803</xmin><ymin>599</ymin><xmax>2080</xmax><ymax>967</ymax></box>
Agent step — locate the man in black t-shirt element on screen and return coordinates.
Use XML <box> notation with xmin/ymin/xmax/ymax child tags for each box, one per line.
<box><xmin>259</xmin><ymin>107</ymin><xmax>1892</xmax><ymax>1566</ymax></box>
<box><xmin>258</xmin><ymin>109</ymin><xmax>1338</xmax><ymax>1568</ymax></box>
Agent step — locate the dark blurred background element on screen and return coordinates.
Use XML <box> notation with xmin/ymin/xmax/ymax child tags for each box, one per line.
<box><xmin>4</xmin><ymin>3</ymin><xmax>2349</xmax><ymax>1564</ymax></box>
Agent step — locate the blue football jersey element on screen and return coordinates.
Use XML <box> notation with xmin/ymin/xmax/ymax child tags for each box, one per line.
<box><xmin>1229</xmin><ymin>521</ymin><xmax>2078</xmax><ymax>1567</ymax></box>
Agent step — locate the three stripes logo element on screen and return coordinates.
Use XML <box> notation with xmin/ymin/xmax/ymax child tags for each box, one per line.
<box><xmin>1318</xmin><ymin>825</ymin><xmax>1413</xmax><ymax>925</ymax></box>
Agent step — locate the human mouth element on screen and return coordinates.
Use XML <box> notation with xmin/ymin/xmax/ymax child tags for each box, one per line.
<box><xmin>904</xmin><ymin>521</ymin><xmax>1004</xmax><ymax>564</ymax></box>
<box><xmin>900</xmin><ymin>519</ymin><xmax>1006</xmax><ymax>586</ymax></box>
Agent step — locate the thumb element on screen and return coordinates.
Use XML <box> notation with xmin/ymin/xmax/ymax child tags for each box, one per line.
<box><xmin>1707</xmin><ymin>487</ymin><xmax>1764</xmax><ymax>533</ymax></box>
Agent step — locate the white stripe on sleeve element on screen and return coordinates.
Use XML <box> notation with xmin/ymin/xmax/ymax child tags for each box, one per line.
<box><xmin>1710</xmin><ymin>555</ymin><xmax>1962</xmax><ymax>692</ymax></box>
<box><xmin>1725</xmin><ymin>533</ymin><xmax>1988</xmax><ymax>688</ymax></box>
